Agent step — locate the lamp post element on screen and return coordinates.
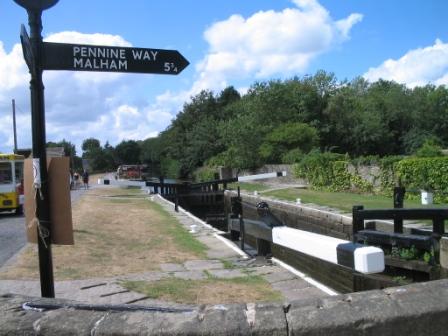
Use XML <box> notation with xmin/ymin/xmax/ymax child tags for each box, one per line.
<box><xmin>13</xmin><ymin>0</ymin><xmax>59</xmax><ymax>298</ymax></box>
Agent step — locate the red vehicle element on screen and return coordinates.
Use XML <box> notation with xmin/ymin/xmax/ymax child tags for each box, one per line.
<box><xmin>116</xmin><ymin>165</ymin><xmax>147</xmax><ymax>179</ymax></box>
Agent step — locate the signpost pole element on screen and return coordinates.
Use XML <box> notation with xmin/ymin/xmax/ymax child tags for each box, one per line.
<box><xmin>14</xmin><ymin>0</ymin><xmax>188</xmax><ymax>299</ymax></box>
<box><xmin>25</xmin><ymin>5</ymin><xmax>55</xmax><ymax>298</ymax></box>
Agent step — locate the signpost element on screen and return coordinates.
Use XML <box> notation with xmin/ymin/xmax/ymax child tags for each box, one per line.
<box><xmin>13</xmin><ymin>0</ymin><xmax>189</xmax><ymax>298</ymax></box>
<box><xmin>43</xmin><ymin>43</ymin><xmax>189</xmax><ymax>75</ymax></box>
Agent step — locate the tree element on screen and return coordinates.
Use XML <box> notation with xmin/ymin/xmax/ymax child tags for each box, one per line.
<box><xmin>102</xmin><ymin>141</ymin><xmax>117</xmax><ymax>170</ymax></box>
<box><xmin>114</xmin><ymin>140</ymin><xmax>141</xmax><ymax>165</ymax></box>
<box><xmin>145</xmin><ymin>72</ymin><xmax>448</xmax><ymax>174</ymax></box>
<box><xmin>140</xmin><ymin>137</ymin><xmax>163</xmax><ymax>164</ymax></box>
<box><xmin>47</xmin><ymin>139</ymin><xmax>81</xmax><ymax>170</ymax></box>
<box><xmin>321</xmin><ymin>78</ymin><xmax>365</xmax><ymax>154</ymax></box>
<box><xmin>81</xmin><ymin>138</ymin><xmax>115</xmax><ymax>172</ymax></box>
<box><xmin>217</xmin><ymin>86</ymin><xmax>241</xmax><ymax>111</ymax></box>
<box><xmin>157</xmin><ymin>88</ymin><xmax>243</xmax><ymax>177</ymax></box>
<box><xmin>47</xmin><ymin>139</ymin><xmax>77</xmax><ymax>157</ymax></box>
<box><xmin>357</xmin><ymin>80</ymin><xmax>413</xmax><ymax>155</ymax></box>
<box><xmin>414</xmin><ymin>139</ymin><xmax>443</xmax><ymax>157</ymax></box>
<box><xmin>212</xmin><ymin>111</ymin><xmax>263</xmax><ymax>169</ymax></box>
<box><xmin>82</xmin><ymin>138</ymin><xmax>101</xmax><ymax>152</ymax></box>
<box><xmin>410</xmin><ymin>85</ymin><xmax>448</xmax><ymax>148</ymax></box>
<box><xmin>259</xmin><ymin>122</ymin><xmax>319</xmax><ymax>163</ymax></box>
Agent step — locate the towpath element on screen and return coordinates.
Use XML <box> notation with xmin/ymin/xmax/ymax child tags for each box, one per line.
<box><xmin>0</xmin><ymin>184</ymin><xmax>335</xmax><ymax>306</ymax></box>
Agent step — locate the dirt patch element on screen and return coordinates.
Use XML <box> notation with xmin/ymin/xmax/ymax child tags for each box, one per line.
<box><xmin>0</xmin><ymin>187</ymin><xmax>206</xmax><ymax>280</ymax></box>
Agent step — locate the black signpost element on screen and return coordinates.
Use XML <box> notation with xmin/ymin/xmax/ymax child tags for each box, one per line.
<box><xmin>43</xmin><ymin>43</ymin><xmax>189</xmax><ymax>75</ymax></box>
<box><xmin>13</xmin><ymin>0</ymin><xmax>189</xmax><ymax>298</ymax></box>
<box><xmin>14</xmin><ymin>0</ymin><xmax>60</xmax><ymax>299</ymax></box>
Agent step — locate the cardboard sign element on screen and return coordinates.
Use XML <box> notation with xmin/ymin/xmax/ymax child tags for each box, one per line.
<box><xmin>24</xmin><ymin>157</ymin><xmax>74</xmax><ymax>245</ymax></box>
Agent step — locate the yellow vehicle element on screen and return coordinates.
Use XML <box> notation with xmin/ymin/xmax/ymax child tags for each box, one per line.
<box><xmin>0</xmin><ymin>154</ymin><xmax>25</xmax><ymax>214</ymax></box>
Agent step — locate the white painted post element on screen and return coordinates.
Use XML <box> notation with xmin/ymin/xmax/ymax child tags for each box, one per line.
<box><xmin>421</xmin><ymin>190</ymin><xmax>433</xmax><ymax>205</ymax></box>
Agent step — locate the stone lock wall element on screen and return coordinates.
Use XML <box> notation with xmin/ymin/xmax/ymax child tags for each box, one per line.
<box><xmin>225</xmin><ymin>191</ymin><xmax>353</xmax><ymax>241</ymax></box>
<box><xmin>3</xmin><ymin>279</ymin><xmax>448</xmax><ymax>335</ymax></box>
<box><xmin>225</xmin><ymin>191</ymin><xmax>357</xmax><ymax>292</ymax></box>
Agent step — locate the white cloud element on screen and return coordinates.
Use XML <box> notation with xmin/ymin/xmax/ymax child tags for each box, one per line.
<box><xmin>1</xmin><ymin>0</ymin><xmax>363</xmax><ymax>154</ymax></box>
<box><xmin>364</xmin><ymin>39</ymin><xmax>448</xmax><ymax>87</ymax></box>
<box><xmin>194</xmin><ymin>0</ymin><xmax>362</xmax><ymax>93</ymax></box>
<box><xmin>0</xmin><ymin>31</ymin><xmax>172</xmax><ymax>154</ymax></box>
<box><xmin>0</xmin><ymin>40</ymin><xmax>30</xmax><ymax>153</ymax></box>
<box><xmin>160</xmin><ymin>0</ymin><xmax>363</xmax><ymax>111</ymax></box>
<box><xmin>0</xmin><ymin>42</ymin><xmax>29</xmax><ymax>91</ymax></box>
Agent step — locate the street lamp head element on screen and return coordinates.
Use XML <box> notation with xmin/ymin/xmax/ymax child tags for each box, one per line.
<box><xmin>13</xmin><ymin>0</ymin><xmax>59</xmax><ymax>11</ymax></box>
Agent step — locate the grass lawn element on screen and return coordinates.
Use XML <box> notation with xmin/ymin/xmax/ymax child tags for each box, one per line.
<box><xmin>121</xmin><ymin>274</ymin><xmax>283</xmax><ymax>304</ymax></box>
<box><xmin>0</xmin><ymin>186</ymin><xmax>287</xmax><ymax>304</ymax></box>
<box><xmin>0</xmin><ymin>187</ymin><xmax>207</xmax><ymax>280</ymax></box>
<box><xmin>228</xmin><ymin>182</ymin><xmax>271</xmax><ymax>192</ymax></box>
<box><xmin>263</xmin><ymin>188</ymin><xmax>447</xmax><ymax>213</ymax></box>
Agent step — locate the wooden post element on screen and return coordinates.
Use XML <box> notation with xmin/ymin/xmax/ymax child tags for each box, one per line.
<box><xmin>352</xmin><ymin>205</ymin><xmax>364</xmax><ymax>243</ymax></box>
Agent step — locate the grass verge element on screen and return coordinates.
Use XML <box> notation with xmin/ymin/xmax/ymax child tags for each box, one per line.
<box><xmin>264</xmin><ymin>188</ymin><xmax>446</xmax><ymax>212</ymax></box>
<box><xmin>121</xmin><ymin>275</ymin><xmax>283</xmax><ymax>304</ymax></box>
<box><xmin>150</xmin><ymin>201</ymin><xmax>208</xmax><ymax>257</ymax></box>
<box><xmin>228</xmin><ymin>182</ymin><xmax>271</xmax><ymax>192</ymax></box>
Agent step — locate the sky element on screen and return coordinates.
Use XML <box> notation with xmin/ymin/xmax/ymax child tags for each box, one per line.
<box><xmin>0</xmin><ymin>0</ymin><xmax>447</xmax><ymax>154</ymax></box>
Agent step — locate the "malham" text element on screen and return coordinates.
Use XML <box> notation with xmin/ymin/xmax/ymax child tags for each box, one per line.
<box><xmin>72</xmin><ymin>46</ymin><xmax>159</xmax><ymax>71</ymax></box>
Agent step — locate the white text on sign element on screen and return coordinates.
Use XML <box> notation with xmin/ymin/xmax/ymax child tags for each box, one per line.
<box><xmin>72</xmin><ymin>46</ymin><xmax>160</xmax><ymax>71</ymax></box>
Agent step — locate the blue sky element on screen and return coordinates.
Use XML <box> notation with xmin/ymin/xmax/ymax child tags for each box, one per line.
<box><xmin>1</xmin><ymin>0</ymin><xmax>447</xmax><ymax>154</ymax></box>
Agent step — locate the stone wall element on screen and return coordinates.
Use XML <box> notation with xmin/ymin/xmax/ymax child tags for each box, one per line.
<box><xmin>226</xmin><ymin>191</ymin><xmax>353</xmax><ymax>241</ymax></box>
<box><xmin>347</xmin><ymin>164</ymin><xmax>382</xmax><ymax>188</ymax></box>
<box><xmin>2</xmin><ymin>279</ymin><xmax>448</xmax><ymax>335</ymax></box>
<box><xmin>225</xmin><ymin>163</ymin><xmax>383</xmax><ymax>187</ymax></box>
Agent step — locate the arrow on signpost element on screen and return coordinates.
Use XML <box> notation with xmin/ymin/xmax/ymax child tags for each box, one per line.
<box><xmin>42</xmin><ymin>42</ymin><xmax>189</xmax><ymax>75</ymax></box>
<box><xmin>20</xmin><ymin>24</ymin><xmax>34</xmax><ymax>73</ymax></box>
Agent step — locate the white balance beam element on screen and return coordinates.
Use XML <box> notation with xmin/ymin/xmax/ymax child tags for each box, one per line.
<box><xmin>237</xmin><ymin>171</ymin><xmax>286</xmax><ymax>182</ymax></box>
<box><xmin>97</xmin><ymin>178</ymin><xmax>146</xmax><ymax>187</ymax></box>
<box><xmin>272</xmin><ymin>226</ymin><xmax>384</xmax><ymax>274</ymax></box>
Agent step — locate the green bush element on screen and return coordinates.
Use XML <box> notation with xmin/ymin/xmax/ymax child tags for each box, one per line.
<box><xmin>293</xmin><ymin>151</ymin><xmax>373</xmax><ymax>192</ymax></box>
<box><xmin>293</xmin><ymin>151</ymin><xmax>347</xmax><ymax>190</ymax></box>
<box><xmin>396</xmin><ymin>157</ymin><xmax>448</xmax><ymax>202</ymax></box>
<box><xmin>350</xmin><ymin>173</ymin><xmax>374</xmax><ymax>193</ymax></box>
<box><xmin>160</xmin><ymin>157</ymin><xmax>181</xmax><ymax>179</ymax></box>
<box><xmin>378</xmin><ymin>155</ymin><xmax>404</xmax><ymax>196</ymax></box>
<box><xmin>294</xmin><ymin>152</ymin><xmax>448</xmax><ymax>201</ymax></box>
<box><xmin>331</xmin><ymin>161</ymin><xmax>352</xmax><ymax>191</ymax></box>
<box><xmin>350</xmin><ymin>155</ymin><xmax>380</xmax><ymax>166</ymax></box>
<box><xmin>281</xmin><ymin>148</ymin><xmax>303</xmax><ymax>164</ymax></box>
<box><xmin>414</xmin><ymin>139</ymin><xmax>443</xmax><ymax>158</ymax></box>
<box><xmin>193</xmin><ymin>166</ymin><xmax>218</xmax><ymax>182</ymax></box>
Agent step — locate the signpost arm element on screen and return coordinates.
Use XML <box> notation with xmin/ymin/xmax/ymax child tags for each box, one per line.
<box><xmin>27</xmin><ymin>7</ymin><xmax>55</xmax><ymax>298</ymax></box>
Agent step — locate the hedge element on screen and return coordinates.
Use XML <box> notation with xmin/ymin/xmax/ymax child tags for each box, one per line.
<box><xmin>293</xmin><ymin>152</ymin><xmax>448</xmax><ymax>202</ymax></box>
<box><xmin>396</xmin><ymin>157</ymin><xmax>448</xmax><ymax>203</ymax></box>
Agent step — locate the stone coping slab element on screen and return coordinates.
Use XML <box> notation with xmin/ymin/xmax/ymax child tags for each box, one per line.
<box><xmin>2</xmin><ymin>279</ymin><xmax>448</xmax><ymax>335</ymax></box>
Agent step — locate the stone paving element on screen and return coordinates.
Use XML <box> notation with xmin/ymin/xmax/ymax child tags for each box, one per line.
<box><xmin>0</xmin><ymin>189</ymin><xmax>331</xmax><ymax>306</ymax></box>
